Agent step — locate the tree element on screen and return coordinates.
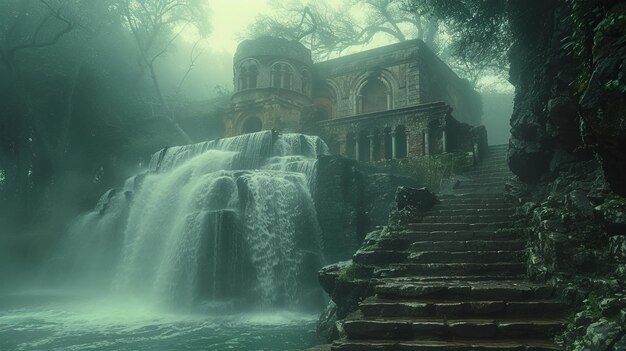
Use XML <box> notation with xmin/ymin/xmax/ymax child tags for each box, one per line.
<box><xmin>0</xmin><ymin>0</ymin><xmax>213</xmax><ymax>234</ymax></box>
<box><xmin>403</xmin><ymin>0</ymin><xmax>511</xmax><ymax>89</ymax></box>
<box><xmin>0</xmin><ymin>0</ymin><xmax>76</xmax><ymax>227</ymax></box>
<box><xmin>246</xmin><ymin>0</ymin><xmax>510</xmax><ymax>90</ymax></box>
<box><xmin>116</xmin><ymin>0</ymin><xmax>211</xmax><ymax>144</ymax></box>
<box><xmin>246</xmin><ymin>0</ymin><xmax>439</xmax><ymax>59</ymax></box>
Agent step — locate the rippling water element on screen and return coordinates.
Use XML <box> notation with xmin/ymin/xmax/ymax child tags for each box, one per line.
<box><xmin>0</xmin><ymin>291</ymin><xmax>318</xmax><ymax>351</ymax></box>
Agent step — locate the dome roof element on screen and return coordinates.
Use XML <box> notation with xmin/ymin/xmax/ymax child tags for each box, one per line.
<box><xmin>234</xmin><ymin>36</ymin><xmax>312</xmax><ymax>65</ymax></box>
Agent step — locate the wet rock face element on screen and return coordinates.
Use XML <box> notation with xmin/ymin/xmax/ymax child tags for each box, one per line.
<box><xmin>507</xmin><ymin>0</ymin><xmax>561</xmax><ymax>183</ymax></box>
<box><xmin>388</xmin><ymin>186</ymin><xmax>437</xmax><ymax>229</ymax></box>
<box><xmin>507</xmin><ymin>0</ymin><xmax>626</xmax><ymax>196</ymax></box>
<box><xmin>314</xmin><ymin>156</ymin><xmax>420</xmax><ymax>262</ymax></box>
<box><xmin>579</xmin><ymin>3</ymin><xmax>626</xmax><ymax>196</ymax></box>
<box><xmin>512</xmin><ymin>157</ymin><xmax>626</xmax><ymax>349</ymax></box>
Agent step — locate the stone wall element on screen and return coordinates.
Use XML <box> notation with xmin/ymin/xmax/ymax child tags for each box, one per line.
<box><xmin>313</xmin><ymin>40</ymin><xmax>482</xmax><ymax>126</ymax></box>
<box><xmin>314</xmin><ymin>41</ymin><xmax>421</xmax><ymax>119</ymax></box>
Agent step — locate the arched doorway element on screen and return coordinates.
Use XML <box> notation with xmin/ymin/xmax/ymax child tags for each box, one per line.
<box><xmin>241</xmin><ymin>117</ymin><xmax>263</xmax><ymax>134</ymax></box>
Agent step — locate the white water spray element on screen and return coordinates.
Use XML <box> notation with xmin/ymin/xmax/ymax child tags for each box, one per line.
<box><xmin>56</xmin><ymin>131</ymin><xmax>328</xmax><ymax>310</ymax></box>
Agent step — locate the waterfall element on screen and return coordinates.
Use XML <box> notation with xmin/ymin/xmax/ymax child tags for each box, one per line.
<box><xmin>55</xmin><ymin>131</ymin><xmax>328</xmax><ymax>310</ymax></box>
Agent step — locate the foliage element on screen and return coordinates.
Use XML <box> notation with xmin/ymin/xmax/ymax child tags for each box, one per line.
<box><xmin>561</xmin><ymin>0</ymin><xmax>603</xmax><ymax>95</ymax></box>
<box><xmin>246</xmin><ymin>0</ymin><xmax>510</xmax><ymax>89</ymax></box>
<box><xmin>0</xmin><ymin>0</ymin><xmax>212</xmax><ymax>235</ymax></box>
<box><xmin>336</xmin><ymin>262</ymin><xmax>372</xmax><ymax>282</ymax></box>
<box><xmin>247</xmin><ymin>0</ymin><xmax>439</xmax><ymax>60</ymax></box>
<box><xmin>404</xmin><ymin>0</ymin><xmax>511</xmax><ymax>84</ymax></box>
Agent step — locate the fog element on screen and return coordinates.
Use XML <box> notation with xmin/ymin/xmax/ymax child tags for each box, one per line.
<box><xmin>0</xmin><ymin>1</ymin><xmax>515</xmax><ymax>350</ymax></box>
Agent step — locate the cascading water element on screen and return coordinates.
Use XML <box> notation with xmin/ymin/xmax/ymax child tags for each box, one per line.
<box><xmin>54</xmin><ymin>131</ymin><xmax>328</xmax><ymax>310</ymax></box>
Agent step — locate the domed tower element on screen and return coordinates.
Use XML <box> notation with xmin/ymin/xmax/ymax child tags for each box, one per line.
<box><xmin>225</xmin><ymin>37</ymin><xmax>314</xmax><ymax>136</ymax></box>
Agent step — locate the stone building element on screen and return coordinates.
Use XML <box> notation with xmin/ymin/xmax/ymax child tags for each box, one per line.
<box><xmin>223</xmin><ymin>36</ymin><xmax>483</xmax><ymax>161</ymax></box>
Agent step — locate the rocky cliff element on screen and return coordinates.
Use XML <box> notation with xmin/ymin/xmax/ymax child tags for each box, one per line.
<box><xmin>507</xmin><ymin>0</ymin><xmax>626</xmax><ymax>349</ymax></box>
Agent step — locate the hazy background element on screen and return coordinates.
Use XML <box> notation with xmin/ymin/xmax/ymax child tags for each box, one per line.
<box><xmin>0</xmin><ymin>0</ymin><xmax>513</xmax><ymax>282</ymax></box>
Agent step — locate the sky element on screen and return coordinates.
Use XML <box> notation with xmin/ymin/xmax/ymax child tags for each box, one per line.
<box><xmin>207</xmin><ymin>0</ymin><xmax>272</xmax><ymax>55</ymax></box>
<box><xmin>169</xmin><ymin>0</ymin><xmax>513</xmax><ymax>101</ymax></box>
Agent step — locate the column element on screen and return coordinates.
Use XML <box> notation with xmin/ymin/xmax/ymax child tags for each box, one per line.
<box><xmin>339</xmin><ymin>137</ymin><xmax>347</xmax><ymax>157</ymax></box>
<box><xmin>369</xmin><ymin>133</ymin><xmax>375</xmax><ymax>161</ymax></box>
<box><xmin>391</xmin><ymin>131</ymin><xmax>397</xmax><ymax>159</ymax></box>
<box><xmin>442</xmin><ymin>129</ymin><xmax>447</xmax><ymax>153</ymax></box>
<box><xmin>405</xmin><ymin>131</ymin><xmax>410</xmax><ymax>158</ymax></box>
<box><xmin>424</xmin><ymin>131</ymin><xmax>430</xmax><ymax>156</ymax></box>
<box><xmin>355</xmin><ymin>137</ymin><xmax>360</xmax><ymax>161</ymax></box>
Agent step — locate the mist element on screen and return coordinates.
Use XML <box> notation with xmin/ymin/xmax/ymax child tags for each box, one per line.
<box><xmin>3</xmin><ymin>1</ymin><xmax>588</xmax><ymax>351</ymax></box>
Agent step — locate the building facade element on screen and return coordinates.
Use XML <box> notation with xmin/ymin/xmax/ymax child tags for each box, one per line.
<box><xmin>223</xmin><ymin>37</ymin><xmax>483</xmax><ymax>161</ymax></box>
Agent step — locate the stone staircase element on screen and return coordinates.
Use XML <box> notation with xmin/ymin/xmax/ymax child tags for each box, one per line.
<box><xmin>319</xmin><ymin>145</ymin><xmax>565</xmax><ymax>351</ymax></box>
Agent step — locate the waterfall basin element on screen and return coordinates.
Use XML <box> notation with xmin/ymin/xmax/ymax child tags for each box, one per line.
<box><xmin>0</xmin><ymin>290</ymin><xmax>318</xmax><ymax>351</ymax></box>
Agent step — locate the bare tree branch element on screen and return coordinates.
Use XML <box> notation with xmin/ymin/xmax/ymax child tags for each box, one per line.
<box><xmin>7</xmin><ymin>0</ymin><xmax>74</xmax><ymax>61</ymax></box>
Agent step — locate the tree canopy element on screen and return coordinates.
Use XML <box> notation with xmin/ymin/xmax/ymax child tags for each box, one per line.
<box><xmin>245</xmin><ymin>0</ymin><xmax>511</xmax><ymax>90</ymax></box>
<box><xmin>0</xmin><ymin>0</ymin><xmax>212</xmax><ymax>234</ymax></box>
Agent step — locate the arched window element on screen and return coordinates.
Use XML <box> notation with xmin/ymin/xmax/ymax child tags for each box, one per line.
<box><xmin>360</xmin><ymin>78</ymin><xmax>388</xmax><ymax>114</ymax></box>
<box><xmin>241</xmin><ymin>117</ymin><xmax>263</xmax><ymax>134</ymax></box>
<box><xmin>271</xmin><ymin>63</ymin><xmax>293</xmax><ymax>89</ymax></box>
<box><xmin>395</xmin><ymin>125</ymin><xmax>407</xmax><ymax>158</ymax></box>
<box><xmin>238</xmin><ymin>60</ymin><xmax>258</xmax><ymax>90</ymax></box>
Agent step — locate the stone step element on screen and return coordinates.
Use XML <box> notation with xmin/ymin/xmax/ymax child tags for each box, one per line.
<box><xmin>462</xmin><ymin>176</ymin><xmax>511</xmax><ymax>184</ymax></box>
<box><xmin>466</xmin><ymin>167</ymin><xmax>511</xmax><ymax>173</ymax></box>
<box><xmin>410</xmin><ymin>240</ymin><xmax>526</xmax><ymax>252</ymax></box>
<box><xmin>407</xmin><ymin>222</ymin><xmax>515</xmax><ymax>232</ymax></box>
<box><xmin>428</xmin><ymin>209</ymin><xmax>515</xmax><ymax>216</ymax></box>
<box><xmin>436</xmin><ymin>198</ymin><xmax>513</xmax><ymax>206</ymax></box>
<box><xmin>422</xmin><ymin>215</ymin><xmax>513</xmax><ymax>224</ymax></box>
<box><xmin>375</xmin><ymin>237</ymin><xmax>414</xmax><ymax>250</ymax></box>
<box><xmin>456</xmin><ymin>181</ymin><xmax>509</xmax><ymax>189</ymax></box>
<box><xmin>488</xmin><ymin>143</ymin><xmax>509</xmax><ymax>149</ymax></box>
<box><xmin>360</xmin><ymin>297</ymin><xmax>567</xmax><ymax>319</ymax></box>
<box><xmin>354</xmin><ymin>250</ymin><xmax>409</xmax><ymax>265</ymax></box>
<box><xmin>463</xmin><ymin>173</ymin><xmax>513</xmax><ymax>180</ymax></box>
<box><xmin>432</xmin><ymin>203</ymin><xmax>517</xmax><ymax>211</ymax></box>
<box><xmin>476</xmin><ymin>165</ymin><xmax>509</xmax><ymax>170</ymax></box>
<box><xmin>378</xmin><ymin>275</ymin><xmax>528</xmax><ymax>284</ymax></box>
<box><xmin>331</xmin><ymin>338</ymin><xmax>561</xmax><ymax>351</ymax></box>
<box><xmin>408</xmin><ymin>250</ymin><xmax>524</xmax><ymax>264</ymax></box>
<box><xmin>480</xmin><ymin>156</ymin><xmax>507</xmax><ymax>162</ymax></box>
<box><xmin>455</xmin><ymin>184</ymin><xmax>508</xmax><ymax>191</ymax></box>
<box><xmin>374</xmin><ymin>281</ymin><xmax>554</xmax><ymax>300</ymax></box>
<box><xmin>438</xmin><ymin>194</ymin><xmax>510</xmax><ymax>201</ymax></box>
<box><xmin>478</xmin><ymin>162</ymin><xmax>508</xmax><ymax>169</ymax></box>
<box><xmin>374</xmin><ymin>262</ymin><xmax>526</xmax><ymax>278</ymax></box>
<box><xmin>389</xmin><ymin>229</ymin><xmax>524</xmax><ymax>242</ymax></box>
<box><xmin>438</xmin><ymin>193</ymin><xmax>511</xmax><ymax>200</ymax></box>
<box><xmin>341</xmin><ymin>317</ymin><xmax>564</xmax><ymax>340</ymax></box>
<box><xmin>307</xmin><ymin>345</ymin><xmax>331</xmax><ymax>351</ymax></box>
